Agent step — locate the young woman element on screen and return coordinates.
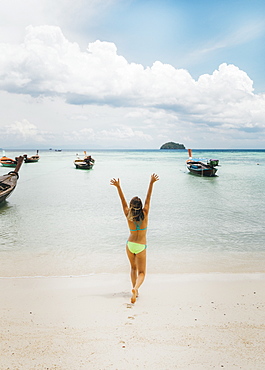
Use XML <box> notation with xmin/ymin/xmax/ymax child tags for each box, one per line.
<box><xmin>110</xmin><ymin>173</ymin><xmax>159</xmax><ymax>303</ymax></box>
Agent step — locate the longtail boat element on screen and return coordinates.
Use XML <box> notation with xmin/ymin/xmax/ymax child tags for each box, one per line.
<box><xmin>0</xmin><ymin>156</ymin><xmax>18</xmax><ymax>167</ymax></box>
<box><xmin>74</xmin><ymin>151</ymin><xmax>95</xmax><ymax>170</ymax></box>
<box><xmin>23</xmin><ymin>150</ymin><xmax>40</xmax><ymax>163</ymax></box>
<box><xmin>186</xmin><ymin>149</ymin><xmax>219</xmax><ymax>177</ymax></box>
<box><xmin>0</xmin><ymin>156</ymin><xmax>23</xmax><ymax>204</ymax></box>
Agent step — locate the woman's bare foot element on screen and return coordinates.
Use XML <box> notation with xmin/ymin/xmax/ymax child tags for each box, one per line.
<box><xmin>131</xmin><ymin>288</ymin><xmax>137</xmax><ymax>303</ymax></box>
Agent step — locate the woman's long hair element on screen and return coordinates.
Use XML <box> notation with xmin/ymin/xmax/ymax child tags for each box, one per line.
<box><xmin>127</xmin><ymin>196</ymin><xmax>144</xmax><ymax>222</ymax></box>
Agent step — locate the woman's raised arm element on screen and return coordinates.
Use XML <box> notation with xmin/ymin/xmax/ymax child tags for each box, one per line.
<box><xmin>110</xmin><ymin>178</ymin><xmax>129</xmax><ymax>216</ymax></box>
<box><xmin>143</xmin><ymin>173</ymin><xmax>159</xmax><ymax>214</ymax></box>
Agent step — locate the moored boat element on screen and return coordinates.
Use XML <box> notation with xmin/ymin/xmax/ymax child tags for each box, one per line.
<box><xmin>23</xmin><ymin>150</ymin><xmax>40</xmax><ymax>163</ymax></box>
<box><xmin>0</xmin><ymin>156</ymin><xmax>24</xmax><ymax>204</ymax></box>
<box><xmin>186</xmin><ymin>149</ymin><xmax>219</xmax><ymax>177</ymax></box>
<box><xmin>0</xmin><ymin>156</ymin><xmax>18</xmax><ymax>167</ymax></box>
<box><xmin>74</xmin><ymin>152</ymin><xmax>95</xmax><ymax>170</ymax></box>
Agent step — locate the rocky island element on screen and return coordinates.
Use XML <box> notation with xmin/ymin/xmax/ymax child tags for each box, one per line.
<box><xmin>160</xmin><ymin>142</ymin><xmax>186</xmax><ymax>150</ymax></box>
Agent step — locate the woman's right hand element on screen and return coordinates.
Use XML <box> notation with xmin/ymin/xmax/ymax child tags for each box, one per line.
<box><xmin>150</xmin><ymin>173</ymin><xmax>159</xmax><ymax>183</ymax></box>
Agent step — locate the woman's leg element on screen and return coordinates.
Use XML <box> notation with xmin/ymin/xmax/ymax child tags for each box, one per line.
<box><xmin>126</xmin><ymin>247</ymin><xmax>146</xmax><ymax>303</ymax></box>
<box><xmin>126</xmin><ymin>245</ymin><xmax>137</xmax><ymax>287</ymax></box>
<box><xmin>133</xmin><ymin>249</ymin><xmax>146</xmax><ymax>297</ymax></box>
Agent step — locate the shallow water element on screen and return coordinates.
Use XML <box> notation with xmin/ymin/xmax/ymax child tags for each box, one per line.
<box><xmin>0</xmin><ymin>149</ymin><xmax>264</xmax><ymax>276</ymax></box>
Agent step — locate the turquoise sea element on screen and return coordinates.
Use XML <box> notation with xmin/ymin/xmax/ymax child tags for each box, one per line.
<box><xmin>0</xmin><ymin>149</ymin><xmax>264</xmax><ymax>277</ymax></box>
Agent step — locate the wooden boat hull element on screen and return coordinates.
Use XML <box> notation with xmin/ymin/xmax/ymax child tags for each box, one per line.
<box><xmin>0</xmin><ymin>162</ymin><xmax>17</xmax><ymax>167</ymax></box>
<box><xmin>187</xmin><ymin>162</ymin><xmax>217</xmax><ymax>177</ymax></box>
<box><xmin>24</xmin><ymin>157</ymin><xmax>39</xmax><ymax>163</ymax></box>
<box><xmin>74</xmin><ymin>161</ymin><xmax>94</xmax><ymax>170</ymax></box>
<box><xmin>0</xmin><ymin>175</ymin><xmax>18</xmax><ymax>203</ymax></box>
<box><xmin>0</xmin><ymin>157</ymin><xmax>23</xmax><ymax>204</ymax></box>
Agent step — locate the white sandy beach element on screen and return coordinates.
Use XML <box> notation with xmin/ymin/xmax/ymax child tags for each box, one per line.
<box><xmin>1</xmin><ymin>273</ymin><xmax>265</xmax><ymax>370</ymax></box>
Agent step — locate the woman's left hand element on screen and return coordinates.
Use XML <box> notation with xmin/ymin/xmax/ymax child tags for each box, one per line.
<box><xmin>110</xmin><ymin>178</ymin><xmax>120</xmax><ymax>187</ymax></box>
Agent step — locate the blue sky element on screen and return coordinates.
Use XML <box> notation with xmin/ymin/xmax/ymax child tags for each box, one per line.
<box><xmin>0</xmin><ymin>0</ymin><xmax>265</xmax><ymax>149</ymax></box>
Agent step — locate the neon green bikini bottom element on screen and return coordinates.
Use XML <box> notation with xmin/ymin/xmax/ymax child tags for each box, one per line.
<box><xmin>127</xmin><ymin>241</ymin><xmax>147</xmax><ymax>254</ymax></box>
